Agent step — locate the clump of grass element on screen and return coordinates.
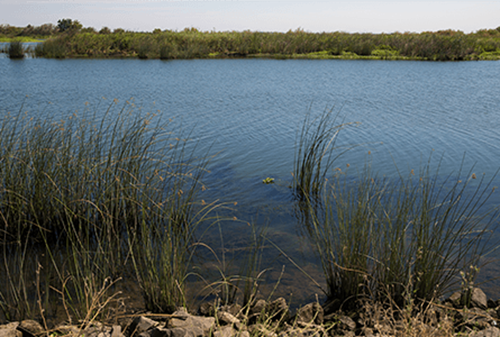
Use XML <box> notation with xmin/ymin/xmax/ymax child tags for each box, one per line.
<box><xmin>34</xmin><ymin>38</ymin><xmax>66</xmax><ymax>58</ymax></box>
<box><xmin>8</xmin><ymin>39</ymin><xmax>25</xmax><ymax>59</ymax></box>
<box><xmin>305</xmin><ymin>160</ymin><xmax>498</xmax><ymax>312</ymax></box>
<box><xmin>0</xmin><ymin>99</ymin><xmax>213</xmax><ymax>322</ymax></box>
<box><xmin>292</xmin><ymin>106</ymin><xmax>358</xmax><ymax>201</ymax></box>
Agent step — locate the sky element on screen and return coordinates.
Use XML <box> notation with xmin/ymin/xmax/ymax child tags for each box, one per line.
<box><xmin>1</xmin><ymin>0</ymin><xmax>499</xmax><ymax>34</ymax></box>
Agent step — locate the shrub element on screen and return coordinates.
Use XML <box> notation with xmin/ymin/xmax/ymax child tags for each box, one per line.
<box><xmin>8</xmin><ymin>40</ymin><xmax>24</xmax><ymax>59</ymax></box>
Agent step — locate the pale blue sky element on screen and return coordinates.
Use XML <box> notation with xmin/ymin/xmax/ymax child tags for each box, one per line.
<box><xmin>1</xmin><ymin>0</ymin><xmax>499</xmax><ymax>33</ymax></box>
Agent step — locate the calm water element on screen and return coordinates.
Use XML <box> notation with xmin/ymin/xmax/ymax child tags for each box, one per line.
<box><xmin>1</xmin><ymin>55</ymin><xmax>500</xmax><ymax>302</ymax></box>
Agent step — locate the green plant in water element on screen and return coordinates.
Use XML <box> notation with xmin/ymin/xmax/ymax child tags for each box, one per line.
<box><xmin>8</xmin><ymin>40</ymin><xmax>25</xmax><ymax>59</ymax></box>
<box><xmin>292</xmin><ymin>106</ymin><xmax>358</xmax><ymax>201</ymax></box>
<box><xmin>303</xmin><ymin>160</ymin><xmax>498</xmax><ymax>311</ymax></box>
<box><xmin>0</xmin><ymin>99</ymin><xmax>217</xmax><ymax>321</ymax></box>
<box><xmin>262</xmin><ymin>177</ymin><xmax>274</xmax><ymax>184</ymax></box>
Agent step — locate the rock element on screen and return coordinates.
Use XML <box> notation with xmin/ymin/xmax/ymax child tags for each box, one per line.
<box><xmin>470</xmin><ymin>327</ymin><xmax>500</xmax><ymax>337</ymax></box>
<box><xmin>213</xmin><ymin>326</ymin><xmax>247</xmax><ymax>337</ymax></box>
<box><xmin>446</xmin><ymin>291</ymin><xmax>462</xmax><ymax>308</ymax></box>
<box><xmin>296</xmin><ymin>303</ymin><xmax>324</xmax><ymax>325</ymax></box>
<box><xmin>169</xmin><ymin>328</ymin><xmax>189</xmax><ymax>337</ymax></box>
<box><xmin>199</xmin><ymin>302</ymin><xmax>215</xmax><ymax>317</ymax></box>
<box><xmin>455</xmin><ymin>307</ymin><xmax>495</xmax><ymax>330</ymax></box>
<box><xmin>280</xmin><ymin>324</ymin><xmax>327</xmax><ymax>337</ymax></box>
<box><xmin>248</xmin><ymin>324</ymin><xmax>277</xmax><ymax>337</ymax></box>
<box><xmin>470</xmin><ymin>288</ymin><xmax>489</xmax><ymax>310</ymax></box>
<box><xmin>17</xmin><ymin>321</ymin><xmax>44</xmax><ymax>337</ymax></box>
<box><xmin>85</xmin><ymin>323</ymin><xmax>112</xmax><ymax>337</ymax></box>
<box><xmin>128</xmin><ymin>316</ymin><xmax>159</xmax><ymax>337</ymax></box>
<box><xmin>250</xmin><ymin>300</ymin><xmax>267</xmax><ymax>316</ymax></box>
<box><xmin>336</xmin><ymin>315</ymin><xmax>356</xmax><ymax>331</ymax></box>
<box><xmin>0</xmin><ymin>322</ymin><xmax>22</xmax><ymax>337</ymax></box>
<box><xmin>54</xmin><ymin>325</ymin><xmax>82</xmax><ymax>336</ymax></box>
<box><xmin>219</xmin><ymin>304</ymin><xmax>242</xmax><ymax>318</ymax></box>
<box><xmin>168</xmin><ymin>308</ymin><xmax>215</xmax><ymax>336</ymax></box>
<box><xmin>217</xmin><ymin>312</ymin><xmax>241</xmax><ymax>330</ymax></box>
<box><xmin>111</xmin><ymin>325</ymin><xmax>125</xmax><ymax>337</ymax></box>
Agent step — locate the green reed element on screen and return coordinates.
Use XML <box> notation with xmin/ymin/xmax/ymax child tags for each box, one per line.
<box><xmin>303</xmin><ymin>160</ymin><xmax>498</xmax><ymax>311</ymax></box>
<box><xmin>292</xmin><ymin>107</ymin><xmax>357</xmax><ymax>201</ymax></box>
<box><xmin>7</xmin><ymin>40</ymin><xmax>25</xmax><ymax>59</ymax></box>
<box><xmin>0</xmin><ymin>100</ymin><xmax>213</xmax><ymax>322</ymax></box>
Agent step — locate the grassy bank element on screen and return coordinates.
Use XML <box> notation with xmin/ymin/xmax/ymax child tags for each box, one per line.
<box><xmin>31</xmin><ymin>28</ymin><xmax>500</xmax><ymax>61</ymax></box>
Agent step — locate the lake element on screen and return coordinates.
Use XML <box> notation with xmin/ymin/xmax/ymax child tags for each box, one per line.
<box><xmin>1</xmin><ymin>54</ymin><xmax>500</xmax><ymax>305</ymax></box>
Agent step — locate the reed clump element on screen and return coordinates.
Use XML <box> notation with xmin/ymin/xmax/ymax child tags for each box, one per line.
<box><xmin>300</xmin><ymin>162</ymin><xmax>499</xmax><ymax>312</ymax></box>
<box><xmin>0</xmin><ymin>100</ymin><xmax>213</xmax><ymax>323</ymax></box>
<box><xmin>7</xmin><ymin>40</ymin><xmax>25</xmax><ymax>59</ymax></box>
<box><xmin>292</xmin><ymin>107</ymin><xmax>499</xmax><ymax>312</ymax></box>
<box><xmin>292</xmin><ymin>107</ymin><xmax>358</xmax><ymax>201</ymax></box>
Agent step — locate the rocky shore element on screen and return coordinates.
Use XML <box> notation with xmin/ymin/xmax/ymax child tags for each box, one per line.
<box><xmin>2</xmin><ymin>287</ymin><xmax>500</xmax><ymax>337</ymax></box>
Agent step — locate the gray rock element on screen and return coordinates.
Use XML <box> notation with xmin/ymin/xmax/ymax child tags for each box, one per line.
<box><xmin>111</xmin><ymin>325</ymin><xmax>125</xmax><ymax>337</ymax></box>
<box><xmin>470</xmin><ymin>327</ymin><xmax>500</xmax><ymax>337</ymax></box>
<box><xmin>213</xmin><ymin>326</ymin><xmax>236</xmax><ymax>337</ymax></box>
<box><xmin>457</xmin><ymin>307</ymin><xmax>492</xmax><ymax>328</ymax></box>
<box><xmin>446</xmin><ymin>291</ymin><xmax>462</xmax><ymax>308</ymax></box>
<box><xmin>220</xmin><ymin>304</ymin><xmax>242</xmax><ymax>318</ymax></box>
<box><xmin>217</xmin><ymin>312</ymin><xmax>241</xmax><ymax>330</ymax></box>
<box><xmin>169</xmin><ymin>308</ymin><xmax>215</xmax><ymax>336</ymax></box>
<box><xmin>169</xmin><ymin>328</ymin><xmax>191</xmax><ymax>337</ymax></box>
<box><xmin>129</xmin><ymin>316</ymin><xmax>159</xmax><ymax>337</ymax></box>
<box><xmin>83</xmin><ymin>323</ymin><xmax>114</xmax><ymax>337</ymax></box>
<box><xmin>17</xmin><ymin>320</ymin><xmax>44</xmax><ymax>337</ymax></box>
<box><xmin>54</xmin><ymin>324</ymin><xmax>82</xmax><ymax>336</ymax></box>
<box><xmin>250</xmin><ymin>299</ymin><xmax>267</xmax><ymax>316</ymax></box>
<box><xmin>296</xmin><ymin>302</ymin><xmax>324</xmax><ymax>325</ymax></box>
<box><xmin>470</xmin><ymin>288</ymin><xmax>489</xmax><ymax>310</ymax></box>
<box><xmin>0</xmin><ymin>322</ymin><xmax>22</xmax><ymax>337</ymax></box>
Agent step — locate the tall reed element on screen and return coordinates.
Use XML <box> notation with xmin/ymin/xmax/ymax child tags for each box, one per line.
<box><xmin>292</xmin><ymin>107</ymin><xmax>357</xmax><ymax>201</ymax></box>
<box><xmin>7</xmin><ymin>40</ymin><xmax>25</xmax><ymax>59</ymax></box>
<box><xmin>304</xmin><ymin>162</ymin><xmax>498</xmax><ymax>311</ymax></box>
<box><xmin>0</xmin><ymin>100</ymin><xmax>213</xmax><ymax>322</ymax></box>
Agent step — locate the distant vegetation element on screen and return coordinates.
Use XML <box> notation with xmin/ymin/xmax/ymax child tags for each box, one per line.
<box><xmin>2</xmin><ymin>19</ymin><xmax>500</xmax><ymax>60</ymax></box>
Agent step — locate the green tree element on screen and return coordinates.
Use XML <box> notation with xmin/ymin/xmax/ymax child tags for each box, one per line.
<box><xmin>57</xmin><ymin>18</ymin><xmax>82</xmax><ymax>33</ymax></box>
<box><xmin>99</xmin><ymin>27</ymin><xmax>112</xmax><ymax>34</ymax></box>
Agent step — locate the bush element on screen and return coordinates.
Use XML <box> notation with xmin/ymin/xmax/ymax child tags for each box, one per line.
<box><xmin>8</xmin><ymin>40</ymin><xmax>24</xmax><ymax>59</ymax></box>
